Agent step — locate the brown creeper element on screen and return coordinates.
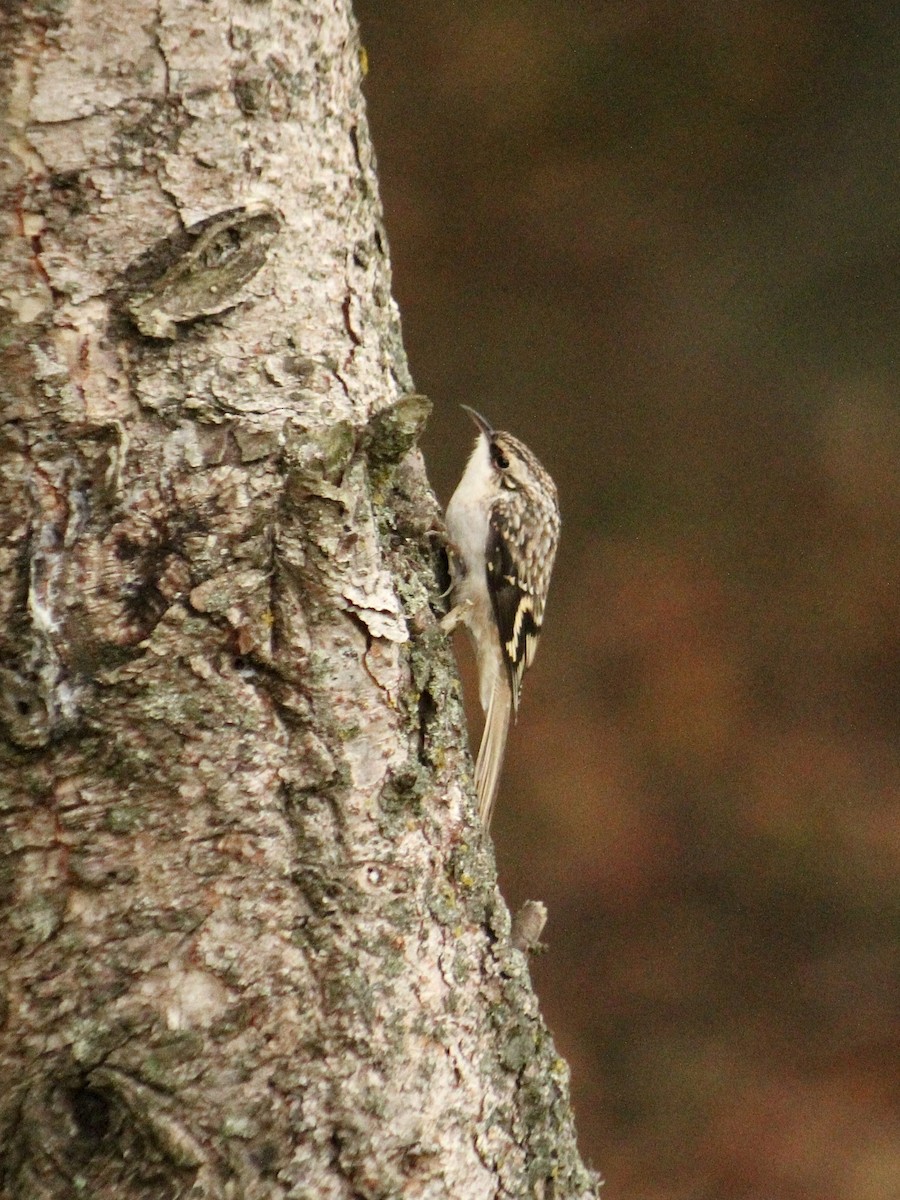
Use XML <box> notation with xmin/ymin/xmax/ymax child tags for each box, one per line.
<box><xmin>442</xmin><ymin>407</ymin><xmax>560</xmax><ymax>826</ymax></box>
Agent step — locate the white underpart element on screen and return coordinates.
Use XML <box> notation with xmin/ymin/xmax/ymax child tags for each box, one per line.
<box><xmin>444</xmin><ymin>431</ymin><xmax>510</xmax><ymax>823</ymax></box>
<box><xmin>444</xmin><ymin>432</ymin><xmax>502</xmax><ymax>711</ymax></box>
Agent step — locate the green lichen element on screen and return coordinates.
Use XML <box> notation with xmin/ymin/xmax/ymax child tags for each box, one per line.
<box><xmin>322</xmin><ymin>966</ymin><xmax>376</xmax><ymax>1025</ymax></box>
<box><xmin>366</xmin><ymin>392</ymin><xmax>431</xmax><ymax>484</ymax></box>
<box><xmin>12</xmin><ymin>892</ymin><xmax>64</xmax><ymax>947</ymax></box>
<box><xmin>152</xmin><ymin>1030</ymin><xmax>205</xmax><ymax>1066</ymax></box>
<box><xmin>70</xmin><ymin>1018</ymin><xmax>123</xmax><ymax>1068</ymax></box>
<box><xmin>378</xmin><ymin>763</ymin><xmax>427</xmax><ymax>818</ymax></box>
<box><xmin>500</xmin><ymin>1026</ymin><xmax>538</xmax><ymax>1074</ymax></box>
<box><xmin>447</xmin><ymin>841</ymin><xmax>495</xmax><ymax>927</ymax></box>
<box><xmin>139</xmin><ymin>1053</ymin><xmax>181</xmax><ymax>1089</ymax></box>
<box><xmin>126</xmin><ymin>206</ymin><xmax>281</xmax><ymax>339</ymax></box>
<box><xmin>104</xmin><ymin>805</ymin><xmax>143</xmax><ymax>833</ymax></box>
<box><xmin>424</xmin><ymin>876</ymin><xmax>461</xmax><ymax>927</ymax></box>
<box><xmin>283</xmin><ymin>419</ymin><xmax>355</xmax><ymax>491</ymax></box>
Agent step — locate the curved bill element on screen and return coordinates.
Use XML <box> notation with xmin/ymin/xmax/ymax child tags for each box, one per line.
<box><xmin>460</xmin><ymin>405</ymin><xmax>494</xmax><ymax>437</ymax></box>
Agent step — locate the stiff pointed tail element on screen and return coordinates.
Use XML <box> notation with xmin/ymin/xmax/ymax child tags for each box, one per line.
<box><xmin>474</xmin><ymin>680</ymin><xmax>512</xmax><ymax>826</ymax></box>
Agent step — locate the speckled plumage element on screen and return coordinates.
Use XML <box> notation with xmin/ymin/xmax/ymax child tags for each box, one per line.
<box><xmin>443</xmin><ymin>408</ymin><xmax>560</xmax><ymax>826</ymax></box>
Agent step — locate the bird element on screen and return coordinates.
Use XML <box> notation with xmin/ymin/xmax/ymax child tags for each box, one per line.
<box><xmin>442</xmin><ymin>406</ymin><xmax>560</xmax><ymax>826</ymax></box>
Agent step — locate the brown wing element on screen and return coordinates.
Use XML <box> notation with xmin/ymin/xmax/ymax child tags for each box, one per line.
<box><xmin>485</xmin><ymin>511</ymin><xmax>544</xmax><ymax>714</ymax></box>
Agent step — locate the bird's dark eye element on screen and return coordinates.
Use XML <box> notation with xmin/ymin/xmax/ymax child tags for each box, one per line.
<box><xmin>491</xmin><ymin>443</ymin><xmax>510</xmax><ymax>470</ymax></box>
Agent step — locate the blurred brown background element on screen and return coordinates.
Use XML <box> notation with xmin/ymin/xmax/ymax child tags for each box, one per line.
<box><xmin>354</xmin><ymin>3</ymin><xmax>900</xmax><ymax>1197</ymax></box>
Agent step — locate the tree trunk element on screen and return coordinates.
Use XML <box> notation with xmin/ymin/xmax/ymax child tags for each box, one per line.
<box><xmin>0</xmin><ymin>1</ymin><xmax>597</xmax><ymax>1196</ymax></box>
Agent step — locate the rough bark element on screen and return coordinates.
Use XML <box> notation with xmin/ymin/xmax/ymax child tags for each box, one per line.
<box><xmin>0</xmin><ymin>2</ymin><xmax>598</xmax><ymax>1197</ymax></box>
